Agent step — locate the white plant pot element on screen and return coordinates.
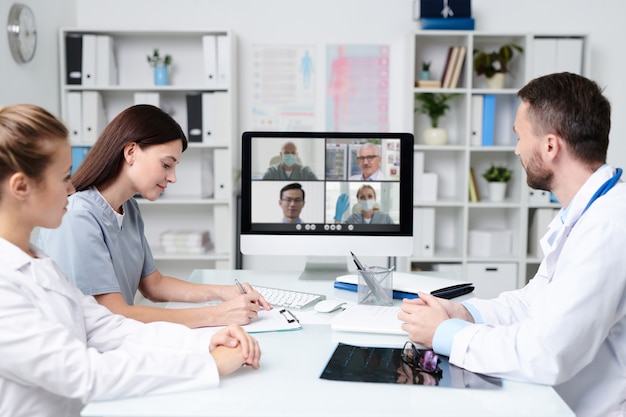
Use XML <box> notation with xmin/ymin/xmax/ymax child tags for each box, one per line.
<box><xmin>423</xmin><ymin>127</ymin><xmax>448</xmax><ymax>146</ymax></box>
<box><xmin>488</xmin><ymin>182</ymin><xmax>507</xmax><ymax>202</ymax></box>
<box><xmin>486</xmin><ymin>72</ymin><xmax>506</xmax><ymax>89</ymax></box>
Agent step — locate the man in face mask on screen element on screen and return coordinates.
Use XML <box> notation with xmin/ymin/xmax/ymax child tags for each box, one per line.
<box><xmin>262</xmin><ymin>141</ymin><xmax>318</xmax><ymax>180</ymax></box>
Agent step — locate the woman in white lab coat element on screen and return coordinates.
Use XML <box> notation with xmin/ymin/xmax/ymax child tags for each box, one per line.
<box><xmin>0</xmin><ymin>104</ymin><xmax>261</xmax><ymax>417</ymax></box>
<box><xmin>398</xmin><ymin>73</ymin><xmax>626</xmax><ymax>417</ymax></box>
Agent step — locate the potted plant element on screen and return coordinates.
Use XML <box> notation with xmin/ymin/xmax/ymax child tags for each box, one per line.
<box><xmin>420</xmin><ymin>61</ymin><xmax>431</xmax><ymax>80</ymax></box>
<box><xmin>482</xmin><ymin>164</ymin><xmax>512</xmax><ymax>201</ymax></box>
<box><xmin>473</xmin><ymin>43</ymin><xmax>524</xmax><ymax>89</ymax></box>
<box><xmin>147</xmin><ymin>48</ymin><xmax>172</xmax><ymax>85</ymax></box>
<box><xmin>414</xmin><ymin>92</ymin><xmax>458</xmax><ymax>145</ymax></box>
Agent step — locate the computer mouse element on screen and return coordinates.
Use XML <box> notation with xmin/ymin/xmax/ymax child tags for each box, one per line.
<box><xmin>314</xmin><ymin>299</ymin><xmax>347</xmax><ymax>313</ymax></box>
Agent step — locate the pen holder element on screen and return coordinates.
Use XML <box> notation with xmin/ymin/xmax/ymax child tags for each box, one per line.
<box><xmin>357</xmin><ymin>266</ymin><xmax>393</xmax><ymax>306</ymax></box>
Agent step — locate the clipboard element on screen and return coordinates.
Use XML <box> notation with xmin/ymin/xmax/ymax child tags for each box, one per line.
<box><xmin>165</xmin><ymin>302</ymin><xmax>302</xmax><ymax>333</ymax></box>
<box><xmin>244</xmin><ymin>308</ymin><xmax>302</xmax><ymax>333</ymax></box>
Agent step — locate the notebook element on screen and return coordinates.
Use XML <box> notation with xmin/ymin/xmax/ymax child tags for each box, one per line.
<box><xmin>331</xmin><ymin>304</ymin><xmax>406</xmax><ymax>335</ymax></box>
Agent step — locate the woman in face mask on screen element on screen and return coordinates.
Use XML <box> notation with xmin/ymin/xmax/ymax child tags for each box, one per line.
<box><xmin>345</xmin><ymin>184</ymin><xmax>393</xmax><ymax>224</ymax></box>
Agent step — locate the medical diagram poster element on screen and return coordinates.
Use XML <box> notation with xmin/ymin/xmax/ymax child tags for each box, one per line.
<box><xmin>251</xmin><ymin>45</ymin><xmax>317</xmax><ymax>131</ymax></box>
<box><xmin>325</xmin><ymin>44</ymin><xmax>390</xmax><ymax>132</ymax></box>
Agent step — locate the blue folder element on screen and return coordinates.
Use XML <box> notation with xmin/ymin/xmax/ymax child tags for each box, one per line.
<box><xmin>333</xmin><ymin>282</ymin><xmax>474</xmax><ymax>300</ymax></box>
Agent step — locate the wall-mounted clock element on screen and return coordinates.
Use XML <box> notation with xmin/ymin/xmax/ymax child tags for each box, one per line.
<box><xmin>7</xmin><ymin>3</ymin><xmax>37</xmax><ymax>63</ymax></box>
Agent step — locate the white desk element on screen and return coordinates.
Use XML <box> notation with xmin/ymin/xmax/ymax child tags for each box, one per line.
<box><xmin>82</xmin><ymin>270</ymin><xmax>574</xmax><ymax>417</ymax></box>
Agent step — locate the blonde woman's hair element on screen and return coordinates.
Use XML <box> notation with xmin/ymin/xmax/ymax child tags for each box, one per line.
<box><xmin>0</xmin><ymin>104</ymin><xmax>68</xmax><ymax>190</ymax></box>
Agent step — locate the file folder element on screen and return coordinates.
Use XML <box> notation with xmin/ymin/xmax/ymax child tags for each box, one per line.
<box><xmin>65</xmin><ymin>34</ymin><xmax>83</xmax><ymax>85</ymax></box>
<box><xmin>186</xmin><ymin>93</ymin><xmax>203</xmax><ymax>142</ymax></box>
<box><xmin>334</xmin><ymin>272</ymin><xmax>473</xmax><ymax>300</ymax></box>
<box><xmin>202</xmin><ymin>35</ymin><xmax>218</xmax><ymax>88</ymax></box>
<box><xmin>81</xmin><ymin>34</ymin><xmax>97</xmax><ymax>86</ymax></box>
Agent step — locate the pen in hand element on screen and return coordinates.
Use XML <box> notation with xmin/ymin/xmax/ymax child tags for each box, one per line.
<box><xmin>234</xmin><ymin>279</ymin><xmax>247</xmax><ymax>294</ymax></box>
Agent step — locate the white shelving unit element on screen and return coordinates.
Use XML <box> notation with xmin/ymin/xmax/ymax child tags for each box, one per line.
<box><xmin>59</xmin><ymin>28</ymin><xmax>237</xmax><ymax>279</ymax></box>
<box><xmin>405</xmin><ymin>31</ymin><xmax>588</xmax><ymax>296</ymax></box>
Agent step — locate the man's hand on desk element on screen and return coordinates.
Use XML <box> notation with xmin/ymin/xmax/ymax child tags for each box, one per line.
<box><xmin>398</xmin><ymin>292</ymin><xmax>474</xmax><ymax>348</ymax></box>
<box><xmin>210</xmin><ymin>325</ymin><xmax>261</xmax><ymax>374</ymax></box>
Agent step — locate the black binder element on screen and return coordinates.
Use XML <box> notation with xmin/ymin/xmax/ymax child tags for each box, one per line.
<box><xmin>65</xmin><ymin>34</ymin><xmax>83</xmax><ymax>85</ymax></box>
<box><xmin>186</xmin><ymin>93</ymin><xmax>203</xmax><ymax>142</ymax></box>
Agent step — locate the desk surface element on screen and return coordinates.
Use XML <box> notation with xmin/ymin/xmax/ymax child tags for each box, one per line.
<box><xmin>82</xmin><ymin>270</ymin><xmax>574</xmax><ymax>417</ymax></box>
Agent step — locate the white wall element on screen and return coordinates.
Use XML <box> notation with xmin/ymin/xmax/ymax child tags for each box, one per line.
<box><xmin>0</xmin><ymin>0</ymin><xmax>76</xmax><ymax>116</ymax></box>
<box><xmin>75</xmin><ymin>0</ymin><xmax>626</xmax><ymax>168</ymax></box>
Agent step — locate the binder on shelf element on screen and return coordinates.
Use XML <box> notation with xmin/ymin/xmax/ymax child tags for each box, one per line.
<box><xmin>528</xmin><ymin>188</ymin><xmax>551</xmax><ymax>204</ymax></box>
<box><xmin>213</xmin><ymin>204</ymin><xmax>232</xmax><ymax>254</ymax></box>
<box><xmin>71</xmin><ymin>146</ymin><xmax>91</xmax><ymax>175</ymax></box>
<box><xmin>528</xmin><ymin>208</ymin><xmax>558</xmax><ymax>259</ymax></box>
<box><xmin>66</xmin><ymin>92</ymin><xmax>83</xmax><ymax>144</ymax></box>
<box><xmin>532</xmin><ymin>37</ymin><xmax>584</xmax><ymax>79</ymax></box>
<box><xmin>482</xmin><ymin>94</ymin><xmax>496</xmax><ymax>146</ymax></box>
<box><xmin>413</xmin><ymin>207</ymin><xmax>435</xmax><ymax>257</ymax></box>
<box><xmin>216</xmin><ymin>34</ymin><xmax>230</xmax><ymax>88</ymax></box>
<box><xmin>95</xmin><ymin>35</ymin><xmax>118</xmax><ymax>86</ymax></box>
<box><xmin>200</xmin><ymin>155</ymin><xmax>214</xmax><ymax>198</ymax></box>
<box><xmin>81</xmin><ymin>91</ymin><xmax>106</xmax><ymax>145</ymax></box>
<box><xmin>186</xmin><ymin>93</ymin><xmax>203</xmax><ymax>142</ymax></box>
<box><xmin>470</xmin><ymin>95</ymin><xmax>484</xmax><ymax>146</ymax></box>
<box><xmin>202</xmin><ymin>92</ymin><xmax>231</xmax><ymax>143</ymax></box>
<box><xmin>449</xmin><ymin>45</ymin><xmax>466</xmax><ymax>88</ymax></box>
<box><xmin>202</xmin><ymin>35</ymin><xmax>218</xmax><ymax>88</ymax></box>
<box><xmin>65</xmin><ymin>33</ymin><xmax>83</xmax><ymax>85</ymax></box>
<box><xmin>213</xmin><ymin>148</ymin><xmax>231</xmax><ymax>200</ymax></box>
<box><xmin>81</xmin><ymin>34</ymin><xmax>97</xmax><ymax>86</ymax></box>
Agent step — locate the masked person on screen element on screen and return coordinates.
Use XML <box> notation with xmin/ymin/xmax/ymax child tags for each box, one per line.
<box><xmin>279</xmin><ymin>182</ymin><xmax>305</xmax><ymax>224</ymax></box>
<box><xmin>263</xmin><ymin>141</ymin><xmax>317</xmax><ymax>180</ymax></box>
<box><xmin>0</xmin><ymin>104</ymin><xmax>261</xmax><ymax>417</ymax></box>
<box><xmin>38</xmin><ymin>105</ymin><xmax>270</xmax><ymax>329</ymax></box>
<box><xmin>344</xmin><ymin>185</ymin><xmax>393</xmax><ymax>224</ymax></box>
<box><xmin>398</xmin><ymin>73</ymin><xmax>626</xmax><ymax>417</ymax></box>
<box><xmin>349</xmin><ymin>143</ymin><xmax>386</xmax><ymax>181</ymax></box>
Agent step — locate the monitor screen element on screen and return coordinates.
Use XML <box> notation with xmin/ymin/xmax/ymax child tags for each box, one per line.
<box><xmin>240</xmin><ymin>131</ymin><xmax>414</xmax><ymax>279</ymax></box>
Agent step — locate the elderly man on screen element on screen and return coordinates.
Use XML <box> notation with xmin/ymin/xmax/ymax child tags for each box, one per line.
<box><xmin>349</xmin><ymin>143</ymin><xmax>386</xmax><ymax>181</ymax></box>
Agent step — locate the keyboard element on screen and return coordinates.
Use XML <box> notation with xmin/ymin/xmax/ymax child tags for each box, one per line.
<box><xmin>253</xmin><ymin>285</ymin><xmax>326</xmax><ymax>309</ymax></box>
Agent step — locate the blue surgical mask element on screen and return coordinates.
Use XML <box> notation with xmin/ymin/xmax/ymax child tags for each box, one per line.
<box><xmin>359</xmin><ymin>199</ymin><xmax>376</xmax><ymax>211</ymax></box>
<box><xmin>282</xmin><ymin>154</ymin><xmax>297</xmax><ymax>167</ymax></box>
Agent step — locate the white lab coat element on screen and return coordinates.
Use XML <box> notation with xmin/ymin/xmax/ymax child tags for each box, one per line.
<box><xmin>0</xmin><ymin>239</ymin><xmax>220</xmax><ymax>417</ymax></box>
<box><xmin>450</xmin><ymin>166</ymin><xmax>626</xmax><ymax>417</ymax></box>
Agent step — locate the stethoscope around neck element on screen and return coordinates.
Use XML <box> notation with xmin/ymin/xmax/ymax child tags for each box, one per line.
<box><xmin>577</xmin><ymin>167</ymin><xmax>622</xmax><ymax>224</ymax></box>
<box><xmin>541</xmin><ymin>167</ymin><xmax>622</xmax><ymax>279</ymax></box>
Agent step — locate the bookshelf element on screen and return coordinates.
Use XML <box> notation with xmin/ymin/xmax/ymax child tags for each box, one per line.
<box><xmin>58</xmin><ymin>28</ymin><xmax>237</xmax><ymax>279</ymax></box>
<box><xmin>405</xmin><ymin>31</ymin><xmax>588</xmax><ymax>297</ymax></box>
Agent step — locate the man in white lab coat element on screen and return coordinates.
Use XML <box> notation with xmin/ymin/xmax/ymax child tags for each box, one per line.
<box><xmin>399</xmin><ymin>72</ymin><xmax>625</xmax><ymax>417</ymax></box>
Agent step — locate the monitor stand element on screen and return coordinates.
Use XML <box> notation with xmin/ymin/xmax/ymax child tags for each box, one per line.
<box><xmin>298</xmin><ymin>256</ymin><xmax>350</xmax><ymax>281</ymax></box>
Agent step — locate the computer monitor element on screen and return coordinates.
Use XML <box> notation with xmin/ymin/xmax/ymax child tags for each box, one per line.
<box><xmin>240</xmin><ymin>131</ymin><xmax>414</xmax><ymax>280</ymax></box>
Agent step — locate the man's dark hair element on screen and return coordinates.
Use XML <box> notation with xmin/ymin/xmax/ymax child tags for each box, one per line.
<box><xmin>517</xmin><ymin>72</ymin><xmax>610</xmax><ymax>165</ymax></box>
<box><xmin>279</xmin><ymin>182</ymin><xmax>305</xmax><ymax>201</ymax></box>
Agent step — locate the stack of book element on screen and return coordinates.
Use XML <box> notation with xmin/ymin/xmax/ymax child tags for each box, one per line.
<box><xmin>160</xmin><ymin>230</ymin><xmax>212</xmax><ymax>254</ymax></box>
<box><xmin>440</xmin><ymin>46</ymin><xmax>467</xmax><ymax>89</ymax></box>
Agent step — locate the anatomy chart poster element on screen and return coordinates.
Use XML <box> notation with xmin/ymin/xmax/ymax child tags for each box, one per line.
<box><xmin>325</xmin><ymin>44</ymin><xmax>389</xmax><ymax>132</ymax></box>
